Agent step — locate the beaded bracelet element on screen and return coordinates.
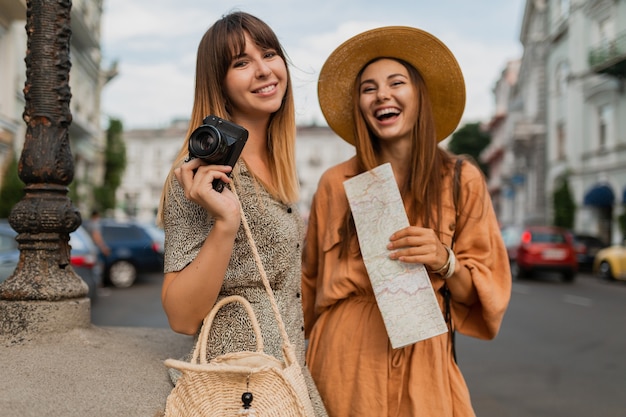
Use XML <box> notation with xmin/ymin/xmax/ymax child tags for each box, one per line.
<box><xmin>442</xmin><ymin>248</ymin><xmax>456</xmax><ymax>279</ymax></box>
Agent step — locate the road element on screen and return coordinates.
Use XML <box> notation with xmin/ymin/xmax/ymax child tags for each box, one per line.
<box><xmin>458</xmin><ymin>272</ymin><xmax>626</xmax><ymax>417</ymax></box>
<box><xmin>91</xmin><ymin>272</ymin><xmax>169</xmax><ymax>328</ymax></box>
<box><xmin>92</xmin><ymin>271</ymin><xmax>626</xmax><ymax>416</ymax></box>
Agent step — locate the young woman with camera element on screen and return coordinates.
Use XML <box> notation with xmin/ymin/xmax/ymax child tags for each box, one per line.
<box><xmin>157</xmin><ymin>11</ymin><xmax>326</xmax><ymax>415</ymax></box>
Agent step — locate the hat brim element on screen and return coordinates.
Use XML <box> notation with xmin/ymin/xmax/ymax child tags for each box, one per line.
<box><xmin>318</xmin><ymin>26</ymin><xmax>466</xmax><ymax>144</ymax></box>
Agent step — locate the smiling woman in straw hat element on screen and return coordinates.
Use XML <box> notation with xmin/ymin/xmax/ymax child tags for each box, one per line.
<box><xmin>302</xmin><ymin>26</ymin><xmax>511</xmax><ymax>416</ymax></box>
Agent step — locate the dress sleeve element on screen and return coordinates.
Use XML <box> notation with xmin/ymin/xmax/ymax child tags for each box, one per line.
<box><xmin>162</xmin><ymin>176</ymin><xmax>212</xmax><ymax>273</ymax></box>
<box><xmin>451</xmin><ymin>162</ymin><xmax>512</xmax><ymax>340</ymax></box>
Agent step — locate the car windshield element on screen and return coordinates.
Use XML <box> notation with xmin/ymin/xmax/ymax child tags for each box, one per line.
<box><xmin>70</xmin><ymin>227</ymin><xmax>96</xmax><ymax>252</ymax></box>
<box><xmin>102</xmin><ymin>225</ymin><xmax>145</xmax><ymax>241</ymax></box>
<box><xmin>501</xmin><ymin>227</ymin><xmax>522</xmax><ymax>246</ymax></box>
<box><xmin>531</xmin><ymin>232</ymin><xmax>565</xmax><ymax>244</ymax></box>
<box><xmin>143</xmin><ymin>224</ymin><xmax>165</xmax><ymax>242</ymax></box>
<box><xmin>69</xmin><ymin>233</ymin><xmax>87</xmax><ymax>251</ymax></box>
<box><xmin>0</xmin><ymin>233</ymin><xmax>17</xmax><ymax>252</ymax></box>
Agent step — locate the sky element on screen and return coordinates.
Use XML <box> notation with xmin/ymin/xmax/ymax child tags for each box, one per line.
<box><xmin>100</xmin><ymin>0</ymin><xmax>526</xmax><ymax>131</ymax></box>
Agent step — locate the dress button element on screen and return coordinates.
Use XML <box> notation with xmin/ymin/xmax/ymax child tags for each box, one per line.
<box><xmin>296</xmin><ymin>292</ymin><xmax>301</xmax><ymax>298</ymax></box>
<box><xmin>287</xmin><ymin>207</ymin><xmax>293</xmax><ymax>213</ymax></box>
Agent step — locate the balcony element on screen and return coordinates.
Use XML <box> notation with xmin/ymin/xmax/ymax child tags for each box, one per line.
<box><xmin>588</xmin><ymin>31</ymin><xmax>626</xmax><ymax>77</ymax></box>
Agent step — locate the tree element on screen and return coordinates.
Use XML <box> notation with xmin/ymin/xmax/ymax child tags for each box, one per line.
<box><xmin>447</xmin><ymin>122</ymin><xmax>491</xmax><ymax>177</ymax></box>
<box><xmin>94</xmin><ymin>118</ymin><xmax>126</xmax><ymax>212</ymax></box>
<box><xmin>552</xmin><ymin>176</ymin><xmax>576</xmax><ymax>229</ymax></box>
<box><xmin>0</xmin><ymin>156</ymin><xmax>24</xmax><ymax>218</ymax></box>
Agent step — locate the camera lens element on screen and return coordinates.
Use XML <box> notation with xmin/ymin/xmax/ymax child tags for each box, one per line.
<box><xmin>188</xmin><ymin>125</ymin><xmax>228</xmax><ymax>162</ymax></box>
<box><xmin>196</xmin><ymin>131</ymin><xmax>217</xmax><ymax>152</ymax></box>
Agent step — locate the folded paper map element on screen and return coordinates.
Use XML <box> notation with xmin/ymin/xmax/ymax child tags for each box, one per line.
<box><xmin>343</xmin><ymin>162</ymin><xmax>448</xmax><ymax>348</ymax></box>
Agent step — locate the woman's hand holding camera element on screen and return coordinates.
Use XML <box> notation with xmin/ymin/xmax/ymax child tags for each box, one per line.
<box><xmin>175</xmin><ymin>158</ymin><xmax>241</xmax><ymax>231</ymax></box>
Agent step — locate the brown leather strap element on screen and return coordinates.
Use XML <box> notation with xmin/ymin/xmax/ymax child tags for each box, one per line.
<box><xmin>445</xmin><ymin>158</ymin><xmax>463</xmax><ymax>363</ymax></box>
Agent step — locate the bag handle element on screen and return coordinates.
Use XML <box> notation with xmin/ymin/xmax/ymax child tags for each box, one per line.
<box><xmin>229</xmin><ymin>180</ymin><xmax>299</xmax><ymax>366</ymax></box>
<box><xmin>192</xmin><ymin>295</ymin><xmax>265</xmax><ymax>364</ymax></box>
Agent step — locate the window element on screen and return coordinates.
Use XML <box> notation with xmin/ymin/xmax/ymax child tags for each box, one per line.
<box><xmin>598</xmin><ymin>104</ymin><xmax>612</xmax><ymax>149</ymax></box>
<box><xmin>556</xmin><ymin>122</ymin><xmax>566</xmax><ymax>160</ymax></box>
<box><xmin>555</xmin><ymin>0</ymin><xmax>570</xmax><ymax>21</ymax></box>
<box><xmin>555</xmin><ymin>62</ymin><xmax>569</xmax><ymax>95</ymax></box>
<box><xmin>598</xmin><ymin>17</ymin><xmax>613</xmax><ymax>46</ymax></box>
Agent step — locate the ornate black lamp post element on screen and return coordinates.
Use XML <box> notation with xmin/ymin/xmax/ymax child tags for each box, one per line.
<box><xmin>0</xmin><ymin>0</ymin><xmax>88</xmax><ymax>337</ymax></box>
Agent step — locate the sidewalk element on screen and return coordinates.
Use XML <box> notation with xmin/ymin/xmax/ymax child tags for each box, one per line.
<box><xmin>0</xmin><ymin>324</ymin><xmax>192</xmax><ymax>417</ymax></box>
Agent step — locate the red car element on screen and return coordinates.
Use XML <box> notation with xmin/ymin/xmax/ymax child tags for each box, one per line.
<box><xmin>501</xmin><ymin>225</ymin><xmax>578</xmax><ymax>282</ymax></box>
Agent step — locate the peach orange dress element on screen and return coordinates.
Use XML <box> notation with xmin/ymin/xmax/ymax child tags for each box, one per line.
<box><xmin>302</xmin><ymin>157</ymin><xmax>511</xmax><ymax>417</ymax></box>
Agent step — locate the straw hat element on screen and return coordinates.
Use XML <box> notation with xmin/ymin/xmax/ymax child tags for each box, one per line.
<box><xmin>318</xmin><ymin>26</ymin><xmax>466</xmax><ymax>144</ymax></box>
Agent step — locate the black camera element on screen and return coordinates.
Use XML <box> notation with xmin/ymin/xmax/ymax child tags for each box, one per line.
<box><xmin>187</xmin><ymin>115</ymin><xmax>248</xmax><ymax>192</ymax></box>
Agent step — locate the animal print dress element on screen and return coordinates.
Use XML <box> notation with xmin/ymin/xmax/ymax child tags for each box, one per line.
<box><xmin>162</xmin><ymin>161</ymin><xmax>327</xmax><ymax>416</ymax></box>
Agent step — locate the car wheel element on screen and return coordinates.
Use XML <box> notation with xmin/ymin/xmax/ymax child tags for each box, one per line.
<box><xmin>108</xmin><ymin>260</ymin><xmax>137</xmax><ymax>288</ymax></box>
<box><xmin>597</xmin><ymin>261</ymin><xmax>614</xmax><ymax>281</ymax></box>
<box><xmin>562</xmin><ymin>271</ymin><xmax>576</xmax><ymax>283</ymax></box>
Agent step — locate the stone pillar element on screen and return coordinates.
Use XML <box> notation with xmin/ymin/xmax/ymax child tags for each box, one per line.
<box><xmin>0</xmin><ymin>0</ymin><xmax>90</xmax><ymax>343</ymax></box>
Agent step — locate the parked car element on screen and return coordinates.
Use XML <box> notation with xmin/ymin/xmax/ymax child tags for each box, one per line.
<box><xmin>0</xmin><ymin>221</ymin><xmax>19</xmax><ymax>284</ymax></box>
<box><xmin>501</xmin><ymin>224</ymin><xmax>578</xmax><ymax>282</ymax></box>
<box><xmin>572</xmin><ymin>233</ymin><xmax>607</xmax><ymax>271</ymax></box>
<box><xmin>593</xmin><ymin>239</ymin><xmax>626</xmax><ymax>281</ymax></box>
<box><xmin>0</xmin><ymin>220</ymin><xmax>103</xmax><ymax>299</ymax></box>
<box><xmin>69</xmin><ymin>225</ymin><xmax>105</xmax><ymax>299</ymax></box>
<box><xmin>99</xmin><ymin>220</ymin><xmax>165</xmax><ymax>288</ymax></box>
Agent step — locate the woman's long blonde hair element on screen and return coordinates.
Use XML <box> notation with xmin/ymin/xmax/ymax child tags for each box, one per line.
<box><xmin>157</xmin><ymin>11</ymin><xmax>298</xmax><ymax>226</ymax></box>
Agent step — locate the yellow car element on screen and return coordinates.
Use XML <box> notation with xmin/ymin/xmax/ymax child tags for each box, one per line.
<box><xmin>593</xmin><ymin>240</ymin><xmax>626</xmax><ymax>281</ymax></box>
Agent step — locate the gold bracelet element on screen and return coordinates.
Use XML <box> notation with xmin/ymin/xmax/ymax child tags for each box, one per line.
<box><xmin>431</xmin><ymin>246</ymin><xmax>452</xmax><ymax>275</ymax></box>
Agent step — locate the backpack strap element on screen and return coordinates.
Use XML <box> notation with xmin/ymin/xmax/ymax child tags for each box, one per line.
<box><xmin>451</xmin><ymin>157</ymin><xmax>463</xmax><ymax>248</ymax></box>
<box><xmin>444</xmin><ymin>158</ymin><xmax>463</xmax><ymax>363</ymax></box>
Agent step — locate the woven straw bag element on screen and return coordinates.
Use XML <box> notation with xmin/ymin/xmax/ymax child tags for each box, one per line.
<box><xmin>163</xmin><ymin>184</ymin><xmax>316</xmax><ymax>417</ymax></box>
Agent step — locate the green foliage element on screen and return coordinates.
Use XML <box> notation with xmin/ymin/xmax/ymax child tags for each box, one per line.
<box><xmin>68</xmin><ymin>179</ymin><xmax>79</xmax><ymax>205</ymax></box>
<box><xmin>0</xmin><ymin>156</ymin><xmax>24</xmax><ymax>218</ymax></box>
<box><xmin>552</xmin><ymin>176</ymin><xmax>576</xmax><ymax>229</ymax></box>
<box><xmin>94</xmin><ymin>118</ymin><xmax>126</xmax><ymax>212</ymax></box>
<box><xmin>447</xmin><ymin>122</ymin><xmax>491</xmax><ymax>177</ymax></box>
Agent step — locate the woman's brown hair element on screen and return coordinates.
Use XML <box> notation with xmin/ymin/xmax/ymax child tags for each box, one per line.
<box><xmin>157</xmin><ymin>12</ymin><xmax>298</xmax><ymax>226</ymax></box>
<box><xmin>340</xmin><ymin>57</ymin><xmax>455</xmax><ymax>256</ymax></box>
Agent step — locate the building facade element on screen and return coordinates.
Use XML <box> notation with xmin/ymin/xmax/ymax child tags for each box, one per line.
<box><xmin>115</xmin><ymin>121</ymin><xmax>355</xmax><ymax>223</ymax></box>
<box><xmin>0</xmin><ymin>0</ymin><xmax>27</xmax><ymax>181</ymax></box>
<box><xmin>511</xmin><ymin>0</ymin><xmax>550</xmax><ymax>227</ymax></box>
<box><xmin>295</xmin><ymin>125</ymin><xmax>355</xmax><ymax>220</ymax></box>
<box><xmin>115</xmin><ymin>120</ymin><xmax>187</xmax><ymax>222</ymax></box>
<box><xmin>482</xmin><ymin>59</ymin><xmax>521</xmax><ymax>226</ymax></box>
<box><xmin>544</xmin><ymin>0</ymin><xmax>626</xmax><ymax>244</ymax></box>
<box><xmin>0</xmin><ymin>0</ymin><xmax>113</xmax><ymax>216</ymax></box>
<box><xmin>485</xmin><ymin>0</ymin><xmax>626</xmax><ymax>245</ymax></box>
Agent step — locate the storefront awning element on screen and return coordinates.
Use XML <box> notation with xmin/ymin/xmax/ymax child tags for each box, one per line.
<box><xmin>583</xmin><ymin>184</ymin><xmax>615</xmax><ymax>207</ymax></box>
